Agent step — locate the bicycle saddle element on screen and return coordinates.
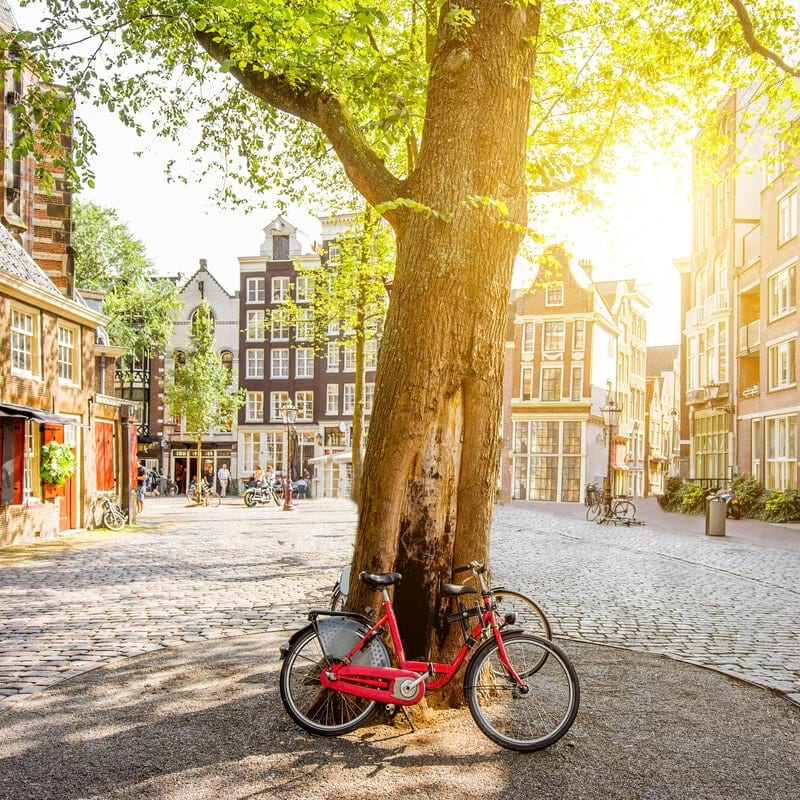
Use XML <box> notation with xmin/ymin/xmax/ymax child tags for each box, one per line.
<box><xmin>359</xmin><ymin>571</ymin><xmax>402</xmax><ymax>589</ymax></box>
<box><xmin>440</xmin><ymin>583</ymin><xmax>478</xmax><ymax>596</ymax></box>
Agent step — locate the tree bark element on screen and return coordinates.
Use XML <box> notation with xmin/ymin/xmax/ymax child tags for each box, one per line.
<box><xmin>348</xmin><ymin>2</ymin><xmax>539</xmax><ymax>705</ymax></box>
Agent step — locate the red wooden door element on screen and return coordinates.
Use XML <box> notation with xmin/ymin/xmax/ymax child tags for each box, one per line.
<box><xmin>42</xmin><ymin>424</ymin><xmax>72</xmax><ymax>531</ymax></box>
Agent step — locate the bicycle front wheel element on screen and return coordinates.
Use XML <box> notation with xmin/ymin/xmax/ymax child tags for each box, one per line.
<box><xmin>104</xmin><ymin>510</ymin><xmax>125</xmax><ymax>531</ymax></box>
<box><xmin>465</xmin><ymin>633</ymin><xmax>580</xmax><ymax>752</ymax></box>
<box><xmin>280</xmin><ymin>627</ymin><xmax>380</xmax><ymax>736</ymax></box>
<box><xmin>492</xmin><ymin>590</ymin><xmax>551</xmax><ymax>640</ymax></box>
<box><xmin>585</xmin><ymin>502</ymin><xmax>602</xmax><ymax>522</ymax></box>
<box><xmin>207</xmin><ymin>491</ymin><xmax>221</xmax><ymax>507</ymax></box>
<box><xmin>613</xmin><ymin>500</ymin><xmax>636</xmax><ymax>519</ymax></box>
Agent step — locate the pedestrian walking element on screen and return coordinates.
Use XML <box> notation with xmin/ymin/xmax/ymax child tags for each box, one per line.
<box><xmin>135</xmin><ymin>460</ymin><xmax>147</xmax><ymax>514</ymax></box>
<box><xmin>217</xmin><ymin>463</ymin><xmax>230</xmax><ymax>497</ymax></box>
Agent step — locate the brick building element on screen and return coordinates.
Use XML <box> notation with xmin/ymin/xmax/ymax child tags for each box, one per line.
<box><xmin>644</xmin><ymin>344</ymin><xmax>681</xmax><ymax>496</ymax></box>
<box><xmin>235</xmin><ymin>215</ymin><xmax>379</xmax><ymax>493</ymax></box>
<box><xmin>1</xmin><ymin>7</ymin><xmax>134</xmax><ymax>545</ymax></box>
<box><xmin>677</xmin><ymin>87</ymin><xmax>800</xmax><ymax>491</ymax></box>
<box><xmin>500</xmin><ymin>255</ymin><xmax>619</xmax><ymax>503</ymax></box>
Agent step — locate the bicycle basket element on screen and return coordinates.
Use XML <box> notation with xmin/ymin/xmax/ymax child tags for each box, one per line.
<box><xmin>314</xmin><ymin>616</ymin><xmax>389</xmax><ymax>668</ymax></box>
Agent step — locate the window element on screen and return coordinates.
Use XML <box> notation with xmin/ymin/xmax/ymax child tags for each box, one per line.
<box><xmin>521</xmin><ymin>366</ymin><xmax>534</xmax><ymax>401</ymax></box>
<box><xmin>540</xmin><ymin>367</ymin><xmax>562</xmax><ymax>402</ymax></box>
<box><xmin>572</xmin><ymin>320</ymin><xmax>585</xmax><ymax>352</ymax></box>
<box><xmin>245</xmin><ymin>391</ymin><xmax>263</xmax><ymax>422</ymax></box>
<box><xmin>246</xmin><ymin>277</ymin><xmax>265</xmax><ymax>304</ymax></box>
<box><xmin>694</xmin><ymin>268</ymin><xmax>706</xmax><ymax>307</ymax></box>
<box><xmin>751</xmin><ymin>418</ymin><xmax>762</xmax><ymax>484</ymax></box>
<box><xmin>769</xmin><ymin>263</ymin><xmax>796</xmax><ymax>320</ymax></box>
<box><xmin>272</xmin><ymin>276</ymin><xmax>290</xmax><ymax>302</ymax></box>
<box><xmin>296</xmin><ymin>347</ymin><xmax>314</xmax><ymax>378</ymax></box>
<box><xmin>543</xmin><ymin>321</ymin><xmax>564</xmax><ymax>352</ymax></box>
<box><xmin>246</xmin><ymin>310</ymin><xmax>265</xmax><ymax>341</ymax></box>
<box><xmin>545</xmin><ymin>283</ymin><xmax>564</xmax><ymax>306</ymax></box>
<box><xmin>270</xmin><ymin>391</ymin><xmax>290</xmax><ymax>421</ymax></box>
<box><xmin>57</xmin><ymin>324</ymin><xmax>79</xmax><ymax>385</ymax></box>
<box><xmin>271</xmin><ymin>348</ymin><xmax>289</xmax><ymax>379</ymax></box>
<box><xmin>296</xmin><ymin>391</ymin><xmax>313</xmax><ymax>421</ymax></box>
<box><xmin>766</xmin><ymin>415</ymin><xmax>797</xmax><ymax>490</ymax></box>
<box><xmin>246</xmin><ymin>349</ymin><xmax>264</xmax><ymax>379</ymax></box>
<box><xmin>10</xmin><ymin>306</ymin><xmax>38</xmax><ymax>377</ymax></box>
<box><xmin>693</xmin><ymin>410</ymin><xmax>729</xmax><ymax>481</ymax></box>
<box><xmin>365</xmin><ymin>339</ymin><xmax>378</xmax><ymax>369</ymax></box>
<box><xmin>343</xmin><ymin>384</ymin><xmax>355</xmax><ymax>414</ymax></box>
<box><xmin>296</xmin><ymin>309</ymin><xmax>314</xmax><ymax>341</ymax></box>
<box><xmin>328</xmin><ymin>320</ymin><xmax>340</xmax><ymax>337</ymax></box>
<box><xmin>343</xmin><ymin>343</ymin><xmax>357</xmax><ymax>371</ymax></box>
<box><xmin>522</xmin><ymin>322</ymin><xmax>535</xmax><ymax>352</ymax></box>
<box><xmin>570</xmin><ymin>366</ymin><xmax>582</xmax><ymax>401</ymax></box>
<box><xmin>242</xmin><ymin>432</ymin><xmax>260</xmax><ymax>474</ymax></box>
<box><xmin>271</xmin><ymin>310</ymin><xmax>289</xmax><ymax>341</ymax></box>
<box><xmin>273</xmin><ymin>234</ymin><xmax>290</xmax><ymax>260</ymax></box>
<box><xmin>364</xmin><ymin>383</ymin><xmax>375</xmax><ymax>414</ymax></box>
<box><xmin>296</xmin><ymin>275</ymin><xmax>312</xmax><ymax>302</ymax></box>
<box><xmin>327</xmin><ymin>342</ymin><xmax>339</xmax><ymax>372</ymax></box>
<box><xmin>190</xmin><ymin>306</ymin><xmax>214</xmax><ymax>337</ymax></box>
<box><xmin>714</xmin><ymin>251</ymin><xmax>727</xmax><ymax>293</ymax></box>
<box><xmin>327</xmin><ymin>243</ymin><xmax>340</xmax><ymax>262</ymax></box>
<box><xmin>220</xmin><ymin>350</ymin><xmax>234</xmax><ymax>384</ymax></box>
<box><xmin>768</xmin><ymin>338</ymin><xmax>796</xmax><ymax>390</ymax></box>
<box><xmin>326</xmin><ymin>384</ymin><xmax>339</xmax><ymax>415</ymax></box>
<box><xmin>778</xmin><ymin>190</ymin><xmax>797</xmax><ymax>246</ymax></box>
<box><xmin>23</xmin><ymin>421</ymin><xmax>41</xmax><ymax>502</ymax></box>
<box><xmin>173</xmin><ymin>350</ymin><xmax>186</xmax><ymax>366</ymax></box>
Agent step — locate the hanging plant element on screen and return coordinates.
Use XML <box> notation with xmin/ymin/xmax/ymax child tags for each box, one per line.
<box><xmin>40</xmin><ymin>441</ymin><xmax>77</xmax><ymax>486</ymax></box>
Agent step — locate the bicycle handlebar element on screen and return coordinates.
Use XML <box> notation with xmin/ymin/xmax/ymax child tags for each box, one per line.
<box><xmin>452</xmin><ymin>561</ymin><xmax>486</xmax><ymax>576</ymax></box>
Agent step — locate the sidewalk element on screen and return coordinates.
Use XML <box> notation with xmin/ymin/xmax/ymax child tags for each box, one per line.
<box><xmin>0</xmin><ymin>632</ymin><xmax>797</xmax><ymax>800</ymax></box>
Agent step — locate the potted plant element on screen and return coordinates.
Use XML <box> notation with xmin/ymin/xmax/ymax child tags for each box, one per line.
<box><xmin>40</xmin><ymin>441</ymin><xmax>77</xmax><ymax>497</ymax></box>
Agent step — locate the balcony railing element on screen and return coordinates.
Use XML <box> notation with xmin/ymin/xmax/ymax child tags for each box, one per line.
<box><xmin>686</xmin><ymin>304</ymin><xmax>704</xmax><ymax>328</ymax></box>
<box><xmin>741</xmin><ymin>384</ymin><xmax>760</xmax><ymax>399</ymax></box>
<box><xmin>738</xmin><ymin>320</ymin><xmax>760</xmax><ymax>354</ymax></box>
<box><xmin>703</xmin><ymin>290</ymin><xmax>730</xmax><ymax>318</ymax></box>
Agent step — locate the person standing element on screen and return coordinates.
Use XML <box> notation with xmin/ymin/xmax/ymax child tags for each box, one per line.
<box><xmin>175</xmin><ymin>461</ymin><xmax>186</xmax><ymax>495</ymax></box>
<box><xmin>217</xmin><ymin>463</ymin><xmax>230</xmax><ymax>497</ymax></box>
<box><xmin>135</xmin><ymin>461</ymin><xmax>148</xmax><ymax>514</ymax></box>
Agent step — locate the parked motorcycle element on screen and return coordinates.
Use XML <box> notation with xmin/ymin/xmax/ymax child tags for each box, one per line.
<box><xmin>242</xmin><ymin>480</ymin><xmax>280</xmax><ymax>507</ymax></box>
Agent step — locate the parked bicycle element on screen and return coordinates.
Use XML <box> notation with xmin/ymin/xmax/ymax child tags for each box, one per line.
<box><xmin>585</xmin><ymin>491</ymin><xmax>636</xmax><ymax>523</ymax></box>
<box><xmin>281</xmin><ymin>561</ymin><xmax>579</xmax><ymax>752</ymax></box>
<box><xmin>331</xmin><ymin>565</ymin><xmax>552</xmax><ymax>641</ymax></box>
<box><xmin>187</xmin><ymin>479</ymin><xmax>221</xmax><ymax>507</ymax></box>
<box><xmin>89</xmin><ymin>494</ymin><xmax>126</xmax><ymax>531</ymax></box>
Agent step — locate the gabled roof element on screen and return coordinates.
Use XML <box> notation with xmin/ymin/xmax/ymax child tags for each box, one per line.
<box><xmin>0</xmin><ymin>223</ymin><xmax>61</xmax><ymax>296</ymax></box>
<box><xmin>647</xmin><ymin>344</ymin><xmax>680</xmax><ymax>377</ymax></box>
<box><xmin>177</xmin><ymin>260</ymin><xmax>237</xmax><ymax>299</ymax></box>
<box><xmin>0</xmin><ymin>1</ymin><xmax>18</xmax><ymax>32</ymax></box>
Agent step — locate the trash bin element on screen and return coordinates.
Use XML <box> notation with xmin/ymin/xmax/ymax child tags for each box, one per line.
<box><xmin>705</xmin><ymin>496</ymin><xmax>726</xmax><ymax>537</ymax></box>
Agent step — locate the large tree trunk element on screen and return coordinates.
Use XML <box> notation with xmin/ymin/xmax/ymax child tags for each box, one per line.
<box><xmin>349</xmin><ymin>2</ymin><xmax>538</xmax><ymax>705</ymax></box>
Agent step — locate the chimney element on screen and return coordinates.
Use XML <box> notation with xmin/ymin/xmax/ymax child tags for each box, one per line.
<box><xmin>579</xmin><ymin>259</ymin><xmax>593</xmax><ymax>281</ymax></box>
<box><xmin>199</xmin><ymin>258</ymin><xmax>207</xmax><ymax>270</ymax></box>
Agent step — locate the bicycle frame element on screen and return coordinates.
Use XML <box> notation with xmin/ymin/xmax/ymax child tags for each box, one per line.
<box><xmin>317</xmin><ymin>582</ymin><xmax>526</xmax><ymax>707</ymax></box>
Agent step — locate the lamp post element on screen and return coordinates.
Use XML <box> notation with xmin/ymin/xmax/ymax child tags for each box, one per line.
<box><xmin>601</xmin><ymin>400</ymin><xmax>622</xmax><ymax>495</ymax></box>
<box><xmin>704</xmin><ymin>380</ymin><xmax>735</xmax><ymax>414</ymax></box>
<box><xmin>280</xmin><ymin>400</ymin><xmax>297</xmax><ymax>511</ymax></box>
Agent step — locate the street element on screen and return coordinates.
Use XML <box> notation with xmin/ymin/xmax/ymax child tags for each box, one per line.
<box><xmin>1</xmin><ymin>496</ymin><xmax>798</xmax><ymax>706</ymax></box>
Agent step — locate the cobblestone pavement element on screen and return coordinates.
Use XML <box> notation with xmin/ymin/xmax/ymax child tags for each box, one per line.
<box><xmin>1</xmin><ymin>497</ymin><xmax>798</xmax><ymax>706</ymax></box>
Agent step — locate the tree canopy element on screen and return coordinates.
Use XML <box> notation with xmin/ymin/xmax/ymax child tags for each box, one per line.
<box><xmin>73</xmin><ymin>199</ymin><xmax>181</xmax><ymax>358</ymax></box>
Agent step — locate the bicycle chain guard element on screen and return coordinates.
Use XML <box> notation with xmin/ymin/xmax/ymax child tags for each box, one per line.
<box><xmin>320</xmin><ymin>664</ymin><xmax>426</xmax><ymax>706</ymax></box>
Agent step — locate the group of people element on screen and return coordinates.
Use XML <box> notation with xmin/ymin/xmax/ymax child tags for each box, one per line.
<box><xmin>251</xmin><ymin>464</ymin><xmax>312</xmax><ymax>498</ymax></box>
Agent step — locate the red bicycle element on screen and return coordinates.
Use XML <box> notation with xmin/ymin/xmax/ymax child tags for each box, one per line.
<box><xmin>279</xmin><ymin>561</ymin><xmax>579</xmax><ymax>752</ymax></box>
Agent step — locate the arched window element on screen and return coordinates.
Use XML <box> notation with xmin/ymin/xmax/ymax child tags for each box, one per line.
<box><xmin>220</xmin><ymin>350</ymin><xmax>234</xmax><ymax>384</ymax></box>
<box><xmin>714</xmin><ymin>251</ymin><xmax>727</xmax><ymax>293</ymax></box>
<box><xmin>190</xmin><ymin>306</ymin><xmax>215</xmax><ymax>336</ymax></box>
<box><xmin>173</xmin><ymin>350</ymin><xmax>186</xmax><ymax>365</ymax></box>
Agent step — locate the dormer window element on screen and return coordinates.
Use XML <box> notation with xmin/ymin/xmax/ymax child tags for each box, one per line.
<box><xmin>273</xmin><ymin>234</ymin><xmax>290</xmax><ymax>260</ymax></box>
<box><xmin>545</xmin><ymin>283</ymin><xmax>564</xmax><ymax>306</ymax></box>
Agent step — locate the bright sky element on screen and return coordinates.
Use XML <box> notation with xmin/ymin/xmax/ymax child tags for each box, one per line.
<box><xmin>16</xmin><ymin>3</ymin><xmax>688</xmax><ymax>347</ymax></box>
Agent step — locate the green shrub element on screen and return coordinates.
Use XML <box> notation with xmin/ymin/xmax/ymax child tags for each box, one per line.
<box><xmin>658</xmin><ymin>476</ymin><xmax>684</xmax><ymax>511</ymax></box>
<box><xmin>761</xmin><ymin>490</ymin><xmax>800</xmax><ymax>522</ymax></box>
<box><xmin>679</xmin><ymin>483</ymin><xmax>707</xmax><ymax>515</ymax></box>
<box><xmin>730</xmin><ymin>474</ymin><xmax>763</xmax><ymax>517</ymax></box>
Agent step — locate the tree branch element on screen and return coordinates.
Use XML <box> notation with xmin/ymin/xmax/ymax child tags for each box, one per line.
<box><xmin>194</xmin><ymin>30</ymin><xmax>404</xmax><ymax>224</ymax></box>
<box><xmin>727</xmin><ymin>0</ymin><xmax>800</xmax><ymax>76</ymax></box>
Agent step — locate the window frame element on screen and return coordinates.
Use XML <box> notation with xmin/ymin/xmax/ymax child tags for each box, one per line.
<box><xmin>544</xmin><ymin>283</ymin><xmax>564</xmax><ymax>307</ymax></box>
<box><xmin>246</xmin><ymin>309</ymin><xmax>266</xmax><ymax>342</ymax></box>
<box><xmin>57</xmin><ymin>322</ymin><xmax>80</xmax><ymax>387</ymax></box>
<box><xmin>768</xmin><ymin>262</ymin><xmax>796</xmax><ymax>321</ymax></box>
<box><xmin>270</xmin><ymin>391</ymin><xmax>290</xmax><ymax>422</ymax></box>
<box><xmin>542</xmin><ymin>320</ymin><xmax>565</xmax><ymax>353</ymax></box>
<box><xmin>271</xmin><ymin>276</ymin><xmax>290</xmax><ymax>303</ymax></box>
<box><xmin>326</xmin><ymin>384</ymin><xmax>339</xmax><ymax>415</ymax></box>
<box><xmin>777</xmin><ymin>189</ymin><xmax>797</xmax><ymax>247</ymax></box>
<box><xmin>270</xmin><ymin>348</ymin><xmax>289</xmax><ymax>379</ymax></box>
<box><xmin>768</xmin><ymin>337</ymin><xmax>797</xmax><ymax>391</ymax></box>
<box><xmin>10</xmin><ymin>304</ymin><xmax>40</xmax><ymax>379</ymax></box>
<box><xmin>540</xmin><ymin>366</ymin><xmax>562</xmax><ymax>402</ymax></box>
<box><xmin>246</xmin><ymin>348</ymin><xmax>265</xmax><ymax>379</ymax></box>
<box><xmin>296</xmin><ymin>347</ymin><xmax>315</xmax><ymax>379</ymax></box>
<box><xmin>245</xmin><ymin>391</ymin><xmax>264</xmax><ymax>422</ymax></box>
<box><xmin>295</xmin><ymin>390</ymin><xmax>313</xmax><ymax>421</ymax></box>
<box><xmin>246</xmin><ymin>277</ymin><xmax>265</xmax><ymax>304</ymax></box>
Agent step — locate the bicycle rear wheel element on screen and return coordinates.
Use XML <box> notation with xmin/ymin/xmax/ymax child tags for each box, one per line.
<box><xmin>613</xmin><ymin>500</ymin><xmax>636</xmax><ymax>519</ymax></box>
<box><xmin>465</xmin><ymin>633</ymin><xmax>580</xmax><ymax>752</ymax></box>
<box><xmin>492</xmin><ymin>590</ymin><xmax>551</xmax><ymax>640</ymax></box>
<box><xmin>280</xmin><ymin>627</ymin><xmax>381</xmax><ymax>736</ymax></box>
<box><xmin>103</xmin><ymin>510</ymin><xmax>125</xmax><ymax>531</ymax></box>
<box><xmin>206</xmin><ymin>491</ymin><xmax>221</xmax><ymax>507</ymax></box>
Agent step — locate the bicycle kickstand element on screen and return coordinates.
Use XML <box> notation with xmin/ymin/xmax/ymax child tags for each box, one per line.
<box><xmin>399</xmin><ymin>705</ymin><xmax>416</xmax><ymax>732</ymax></box>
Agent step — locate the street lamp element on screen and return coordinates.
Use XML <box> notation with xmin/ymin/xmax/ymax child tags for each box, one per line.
<box><xmin>601</xmin><ymin>400</ymin><xmax>622</xmax><ymax>495</ymax></box>
<box><xmin>280</xmin><ymin>400</ymin><xmax>298</xmax><ymax>511</ymax></box>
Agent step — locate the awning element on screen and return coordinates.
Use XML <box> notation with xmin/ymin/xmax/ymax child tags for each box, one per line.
<box><xmin>0</xmin><ymin>402</ymin><xmax>75</xmax><ymax>425</ymax></box>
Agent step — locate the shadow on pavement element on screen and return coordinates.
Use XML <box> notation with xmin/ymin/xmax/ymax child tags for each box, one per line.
<box><xmin>0</xmin><ymin>633</ymin><xmax>797</xmax><ymax>800</ymax></box>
